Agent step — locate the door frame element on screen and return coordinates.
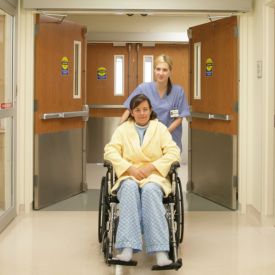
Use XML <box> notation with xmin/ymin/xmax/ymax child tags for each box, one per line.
<box><xmin>0</xmin><ymin>1</ymin><xmax>17</xmax><ymax>232</ymax></box>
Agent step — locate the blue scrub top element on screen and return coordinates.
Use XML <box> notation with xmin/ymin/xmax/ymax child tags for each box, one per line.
<box><xmin>124</xmin><ymin>82</ymin><xmax>190</xmax><ymax>151</ymax></box>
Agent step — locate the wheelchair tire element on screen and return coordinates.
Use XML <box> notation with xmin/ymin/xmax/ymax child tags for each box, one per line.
<box><xmin>175</xmin><ymin>176</ymin><xmax>184</xmax><ymax>244</ymax></box>
<box><xmin>102</xmin><ymin>234</ymin><xmax>110</xmax><ymax>263</ymax></box>
<box><xmin>98</xmin><ymin>176</ymin><xmax>109</xmax><ymax>243</ymax></box>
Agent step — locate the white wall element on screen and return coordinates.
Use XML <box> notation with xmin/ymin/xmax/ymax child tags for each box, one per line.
<box><xmin>68</xmin><ymin>14</ymin><xmax>208</xmax><ymax>33</ymax></box>
<box><xmin>239</xmin><ymin>0</ymin><xmax>275</xmax><ymax>222</ymax></box>
<box><xmin>67</xmin><ymin>14</ymin><xmax>208</xmax><ymax>43</ymax></box>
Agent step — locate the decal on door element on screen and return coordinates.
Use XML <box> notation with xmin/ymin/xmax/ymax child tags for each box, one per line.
<box><xmin>205</xmin><ymin>58</ymin><xmax>213</xmax><ymax>77</ymax></box>
<box><xmin>97</xmin><ymin>67</ymin><xmax>107</xmax><ymax>80</ymax></box>
<box><xmin>61</xmin><ymin>56</ymin><xmax>69</xmax><ymax>75</ymax></box>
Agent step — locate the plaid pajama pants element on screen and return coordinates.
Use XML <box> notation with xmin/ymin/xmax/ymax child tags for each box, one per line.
<box><xmin>115</xmin><ymin>179</ymin><xmax>170</xmax><ymax>254</ymax></box>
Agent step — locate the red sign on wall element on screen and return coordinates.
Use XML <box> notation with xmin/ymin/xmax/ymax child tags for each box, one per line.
<box><xmin>0</xmin><ymin>103</ymin><xmax>13</xmax><ymax>109</ymax></box>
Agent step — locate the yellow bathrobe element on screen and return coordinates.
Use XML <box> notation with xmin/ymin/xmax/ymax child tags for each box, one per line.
<box><xmin>104</xmin><ymin>119</ymin><xmax>180</xmax><ymax>196</ymax></box>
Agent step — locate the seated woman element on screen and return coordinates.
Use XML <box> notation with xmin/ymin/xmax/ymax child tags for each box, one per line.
<box><xmin>104</xmin><ymin>94</ymin><xmax>180</xmax><ymax>267</ymax></box>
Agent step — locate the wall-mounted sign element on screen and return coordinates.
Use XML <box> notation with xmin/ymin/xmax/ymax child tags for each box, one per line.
<box><xmin>205</xmin><ymin>58</ymin><xmax>213</xmax><ymax>77</ymax></box>
<box><xmin>97</xmin><ymin>67</ymin><xmax>107</xmax><ymax>80</ymax></box>
<box><xmin>0</xmin><ymin>102</ymin><xmax>12</xmax><ymax>109</ymax></box>
<box><xmin>61</xmin><ymin>56</ymin><xmax>69</xmax><ymax>75</ymax></box>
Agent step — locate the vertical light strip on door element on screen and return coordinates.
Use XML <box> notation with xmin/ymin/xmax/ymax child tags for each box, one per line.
<box><xmin>73</xmin><ymin>41</ymin><xmax>81</xmax><ymax>99</ymax></box>
<box><xmin>194</xmin><ymin>42</ymin><xmax>201</xmax><ymax>100</ymax></box>
<box><xmin>114</xmin><ymin>55</ymin><xmax>124</xmax><ymax>96</ymax></box>
<box><xmin>143</xmin><ymin>55</ymin><xmax>154</xmax><ymax>83</ymax></box>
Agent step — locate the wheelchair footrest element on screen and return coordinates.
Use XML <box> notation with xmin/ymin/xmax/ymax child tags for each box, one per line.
<box><xmin>151</xmin><ymin>258</ymin><xmax>182</xmax><ymax>271</ymax></box>
<box><xmin>107</xmin><ymin>258</ymin><xmax>138</xmax><ymax>266</ymax></box>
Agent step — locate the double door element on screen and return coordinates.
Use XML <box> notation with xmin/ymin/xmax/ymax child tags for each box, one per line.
<box><xmin>86</xmin><ymin>43</ymin><xmax>189</xmax><ymax>164</ymax></box>
<box><xmin>87</xmin><ymin>43</ymin><xmax>189</xmax><ymax>116</ymax></box>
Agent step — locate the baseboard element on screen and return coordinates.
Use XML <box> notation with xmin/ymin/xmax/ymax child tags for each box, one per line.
<box><xmin>246</xmin><ymin>204</ymin><xmax>275</xmax><ymax>226</ymax></box>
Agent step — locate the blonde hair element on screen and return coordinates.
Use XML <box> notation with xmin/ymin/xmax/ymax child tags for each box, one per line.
<box><xmin>154</xmin><ymin>54</ymin><xmax>173</xmax><ymax>94</ymax></box>
<box><xmin>154</xmin><ymin>54</ymin><xmax>173</xmax><ymax>71</ymax></box>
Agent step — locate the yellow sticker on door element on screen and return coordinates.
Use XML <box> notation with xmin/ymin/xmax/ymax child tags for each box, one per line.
<box><xmin>205</xmin><ymin>58</ymin><xmax>213</xmax><ymax>77</ymax></box>
<box><xmin>61</xmin><ymin>56</ymin><xmax>69</xmax><ymax>75</ymax></box>
<box><xmin>97</xmin><ymin>67</ymin><xmax>107</xmax><ymax>80</ymax></box>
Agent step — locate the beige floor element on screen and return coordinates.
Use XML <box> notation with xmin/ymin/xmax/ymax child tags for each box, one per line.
<box><xmin>0</xmin><ymin>210</ymin><xmax>275</xmax><ymax>275</ymax></box>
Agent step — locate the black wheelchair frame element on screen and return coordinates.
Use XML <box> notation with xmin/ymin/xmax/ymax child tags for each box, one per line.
<box><xmin>98</xmin><ymin>160</ymin><xmax>184</xmax><ymax>271</ymax></box>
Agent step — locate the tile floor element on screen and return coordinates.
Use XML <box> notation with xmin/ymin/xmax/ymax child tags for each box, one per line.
<box><xmin>0</xmin><ymin>165</ymin><xmax>274</xmax><ymax>275</ymax></box>
<box><xmin>1</xmin><ymin>191</ymin><xmax>275</xmax><ymax>275</ymax></box>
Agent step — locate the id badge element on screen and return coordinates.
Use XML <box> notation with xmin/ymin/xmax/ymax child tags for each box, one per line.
<box><xmin>170</xmin><ymin>109</ymin><xmax>179</xmax><ymax>118</ymax></box>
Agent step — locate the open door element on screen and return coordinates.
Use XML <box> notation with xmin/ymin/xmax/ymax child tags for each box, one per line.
<box><xmin>188</xmin><ymin>16</ymin><xmax>238</xmax><ymax>210</ymax></box>
<box><xmin>33</xmin><ymin>15</ymin><xmax>88</xmax><ymax>209</ymax></box>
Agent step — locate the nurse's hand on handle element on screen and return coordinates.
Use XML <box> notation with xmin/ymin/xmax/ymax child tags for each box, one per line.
<box><xmin>120</xmin><ymin>109</ymin><xmax>130</xmax><ymax>125</ymax></box>
<box><xmin>167</xmin><ymin>117</ymin><xmax>183</xmax><ymax>133</ymax></box>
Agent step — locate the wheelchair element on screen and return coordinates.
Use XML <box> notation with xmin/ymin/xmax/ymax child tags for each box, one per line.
<box><xmin>98</xmin><ymin>160</ymin><xmax>184</xmax><ymax>271</ymax></box>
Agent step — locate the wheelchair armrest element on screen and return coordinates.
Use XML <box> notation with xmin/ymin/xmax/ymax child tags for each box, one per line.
<box><xmin>103</xmin><ymin>160</ymin><xmax>113</xmax><ymax>171</ymax></box>
<box><xmin>168</xmin><ymin>161</ymin><xmax>180</xmax><ymax>175</ymax></box>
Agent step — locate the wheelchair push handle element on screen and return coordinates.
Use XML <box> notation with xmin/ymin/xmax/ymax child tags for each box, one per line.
<box><xmin>168</xmin><ymin>161</ymin><xmax>180</xmax><ymax>175</ymax></box>
<box><xmin>103</xmin><ymin>160</ymin><xmax>113</xmax><ymax>171</ymax></box>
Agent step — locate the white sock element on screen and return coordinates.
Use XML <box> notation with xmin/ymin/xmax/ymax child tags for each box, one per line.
<box><xmin>116</xmin><ymin>247</ymin><xmax>133</xmax><ymax>262</ymax></box>
<box><xmin>156</xmin><ymin>251</ymin><xmax>172</xmax><ymax>266</ymax></box>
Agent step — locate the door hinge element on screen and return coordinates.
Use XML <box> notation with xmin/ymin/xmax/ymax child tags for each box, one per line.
<box><xmin>233</xmin><ymin>101</ymin><xmax>238</xmax><ymax>113</ymax></box>
<box><xmin>232</xmin><ymin>175</ymin><xmax>238</xmax><ymax>188</ymax></box>
<box><xmin>234</xmin><ymin>25</ymin><xmax>239</xmax><ymax>38</ymax></box>
<box><xmin>34</xmin><ymin>99</ymin><xmax>38</xmax><ymax>112</ymax></box>
<box><xmin>35</xmin><ymin>24</ymin><xmax>39</xmax><ymax>36</ymax></box>
<box><xmin>186</xmin><ymin>180</ymin><xmax>194</xmax><ymax>192</ymax></box>
<box><xmin>187</xmin><ymin>29</ymin><xmax>192</xmax><ymax>40</ymax></box>
<box><xmin>33</xmin><ymin>175</ymin><xmax>39</xmax><ymax>189</ymax></box>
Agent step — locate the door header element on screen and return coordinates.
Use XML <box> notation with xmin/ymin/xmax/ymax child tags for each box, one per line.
<box><xmin>23</xmin><ymin>0</ymin><xmax>252</xmax><ymax>13</ymax></box>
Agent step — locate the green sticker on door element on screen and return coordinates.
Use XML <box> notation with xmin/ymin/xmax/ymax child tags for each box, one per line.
<box><xmin>205</xmin><ymin>58</ymin><xmax>213</xmax><ymax>77</ymax></box>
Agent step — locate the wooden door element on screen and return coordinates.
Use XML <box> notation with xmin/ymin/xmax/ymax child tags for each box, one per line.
<box><xmin>137</xmin><ymin>44</ymin><xmax>189</xmax><ymax>96</ymax></box>
<box><xmin>87</xmin><ymin>43</ymin><xmax>132</xmax><ymax>117</ymax></box>
<box><xmin>34</xmin><ymin>15</ymin><xmax>87</xmax><ymax>209</ymax></box>
<box><xmin>188</xmin><ymin>16</ymin><xmax>238</xmax><ymax>209</ymax></box>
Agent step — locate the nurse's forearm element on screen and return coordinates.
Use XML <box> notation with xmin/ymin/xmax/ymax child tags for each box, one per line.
<box><xmin>168</xmin><ymin>117</ymin><xmax>183</xmax><ymax>133</ymax></box>
<box><xmin>120</xmin><ymin>109</ymin><xmax>130</xmax><ymax>124</ymax></box>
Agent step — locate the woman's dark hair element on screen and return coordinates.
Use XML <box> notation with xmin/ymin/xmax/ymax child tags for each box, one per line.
<box><xmin>128</xmin><ymin>94</ymin><xmax>157</xmax><ymax>121</ymax></box>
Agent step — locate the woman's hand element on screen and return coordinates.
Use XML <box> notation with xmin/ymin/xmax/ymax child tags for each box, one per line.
<box><xmin>139</xmin><ymin>164</ymin><xmax>156</xmax><ymax>178</ymax></box>
<box><xmin>127</xmin><ymin>166</ymin><xmax>146</xmax><ymax>181</ymax></box>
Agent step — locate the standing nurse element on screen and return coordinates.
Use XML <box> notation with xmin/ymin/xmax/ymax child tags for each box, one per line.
<box><xmin>120</xmin><ymin>54</ymin><xmax>190</xmax><ymax>152</ymax></box>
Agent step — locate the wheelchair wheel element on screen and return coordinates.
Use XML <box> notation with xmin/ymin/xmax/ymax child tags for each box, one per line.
<box><xmin>175</xmin><ymin>176</ymin><xmax>184</xmax><ymax>244</ymax></box>
<box><xmin>98</xmin><ymin>176</ymin><xmax>109</xmax><ymax>243</ymax></box>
